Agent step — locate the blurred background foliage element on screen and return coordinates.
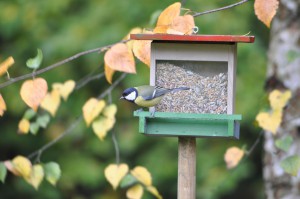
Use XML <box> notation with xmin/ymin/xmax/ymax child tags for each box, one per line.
<box><xmin>0</xmin><ymin>0</ymin><xmax>268</xmax><ymax>198</ymax></box>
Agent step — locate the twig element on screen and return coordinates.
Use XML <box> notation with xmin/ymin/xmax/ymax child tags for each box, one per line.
<box><xmin>0</xmin><ymin>40</ymin><xmax>129</xmax><ymax>89</ymax></box>
<box><xmin>108</xmin><ymin>91</ymin><xmax>120</xmax><ymax>165</ymax></box>
<box><xmin>192</xmin><ymin>0</ymin><xmax>250</xmax><ymax>17</ymax></box>
<box><xmin>246</xmin><ymin>130</ymin><xmax>264</xmax><ymax>156</ymax></box>
<box><xmin>28</xmin><ymin>116</ymin><xmax>83</xmax><ymax>159</ymax></box>
<box><xmin>27</xmin><ymin>73</ymin><xmax>127</xmax><ymax>160</ymax></box>
<box><xmin>75</xmin><ymin>73</ymin><xmax>105</xmax><ymax>90</ymax></box>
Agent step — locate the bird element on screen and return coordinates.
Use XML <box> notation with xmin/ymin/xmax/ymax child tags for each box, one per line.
<box><xmin>120</xmin><ymin>85</ymin><xmax>190</xmax><ymax>116</ymax></box>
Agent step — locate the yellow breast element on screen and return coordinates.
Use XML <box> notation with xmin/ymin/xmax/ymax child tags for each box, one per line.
<box><xmin>134</xmin><ymin>96</ymin><xmax>163</xmax><ymax>107</ymax></box>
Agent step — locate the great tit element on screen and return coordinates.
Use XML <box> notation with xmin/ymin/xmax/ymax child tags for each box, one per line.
<box><xmin>120</xmin><ymin>85</ymin><xmax>190</xmax><ymax>107</ymax></box>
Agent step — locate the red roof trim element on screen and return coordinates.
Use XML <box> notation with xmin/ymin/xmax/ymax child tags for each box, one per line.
<box><xmin>130</xmin><ymin>34</ymin><xmax>255</xmax><ymax>43</ymax></box>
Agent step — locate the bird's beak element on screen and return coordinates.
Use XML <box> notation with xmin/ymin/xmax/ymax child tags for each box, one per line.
<box><xmin>119</xmin><ymin>96</ymin><xmax>124</xmax><ymax>100</ymax></box>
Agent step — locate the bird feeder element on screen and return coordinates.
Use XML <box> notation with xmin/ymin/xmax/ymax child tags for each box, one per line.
<box><xmin>131</xmin><ymin>34</ymin><xmax>254</xmax><ymax>138</ymax></box>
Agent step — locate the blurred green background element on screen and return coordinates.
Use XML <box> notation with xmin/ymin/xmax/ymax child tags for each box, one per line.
<box><xmin>0</xmin><ymin>0</ymin><xmax>268</xmax><ymax>198</ymax></box>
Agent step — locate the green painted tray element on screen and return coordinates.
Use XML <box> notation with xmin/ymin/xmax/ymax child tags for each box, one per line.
<box><xmin>134</xmin><ymin>111</ymin><xmax>241</xmax><ymax>139</ymax></box>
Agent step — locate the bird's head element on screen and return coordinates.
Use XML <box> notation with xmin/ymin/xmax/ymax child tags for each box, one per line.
<box><xmin>120</xmin><ymin>87</ymin><xmax>138</xmax><ymax>102</ymax></box>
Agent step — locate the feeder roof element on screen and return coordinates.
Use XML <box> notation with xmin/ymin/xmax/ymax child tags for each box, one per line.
<box><xmin>130</xmin><ymin>34</ymin><xmax>255</xmax><ymax>43</ymax></box>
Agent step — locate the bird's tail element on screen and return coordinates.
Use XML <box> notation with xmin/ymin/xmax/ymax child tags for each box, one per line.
<box><xmin>170</xmin><ymin>87</ymin><xmax>190</xmax><ymax>92</ymax></box>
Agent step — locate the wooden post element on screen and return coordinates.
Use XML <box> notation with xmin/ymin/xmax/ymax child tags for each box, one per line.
<box><xmin>178</xmin><ymin>137</ymin><xmax>196</xmax><ymax>199</ymax></box>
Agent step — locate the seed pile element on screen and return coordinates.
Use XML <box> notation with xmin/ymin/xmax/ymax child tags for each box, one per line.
<box><xmin>155</xmin><ymin>62</ymin><xmax>228</xmax><ymax>114</ymax></box>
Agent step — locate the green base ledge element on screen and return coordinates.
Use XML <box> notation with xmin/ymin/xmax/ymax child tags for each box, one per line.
<box><xmin>133</xmin><ymin>111</ymin><xmax>241</xmax><ymax>139</ymax></box>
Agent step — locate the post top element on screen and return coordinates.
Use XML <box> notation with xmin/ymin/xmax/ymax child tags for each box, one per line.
<box><xmin>130</xmin><ymin>34</ymin><xmax>255</xmax><ymax>43</ymax></box>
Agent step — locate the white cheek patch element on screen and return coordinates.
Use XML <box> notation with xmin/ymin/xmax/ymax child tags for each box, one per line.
<box><xmin>125</xmin><ymin>92</ymin><xmax>136</xmax><ymax>101</ymax></box>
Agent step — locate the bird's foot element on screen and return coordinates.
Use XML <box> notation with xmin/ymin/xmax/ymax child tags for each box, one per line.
<box><xmin>150</xmin><ymin>110</ymin><xmax>155</xmax><ymax>118</ymax></box>
<box><xmin>136</xmin><ymin>108</ymin><xmax>144</xmax><ymax>113</ymax></box>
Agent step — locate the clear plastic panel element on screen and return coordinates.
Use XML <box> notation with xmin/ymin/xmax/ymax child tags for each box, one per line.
<box><xmin>155</xmin><ymin>60</ymin><xmax>228</xmax><ymax>114</ymax></box>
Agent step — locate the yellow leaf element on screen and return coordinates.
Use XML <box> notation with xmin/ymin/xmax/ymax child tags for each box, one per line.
<box><xmin>4</xmin><ymin>160</ymin><xmax>19</xmax><ymax>176</ymax></box>
<box><xmin>269</xmin><ymin>90</ymin><xmax>292</xmax><ymax>110</ymax></box>
<box><xmin>104</xmin><ymin>63</ymin><xmax>115</xmax><ymax>84</ymax></box>
<box><xmin>254</xmin><ymin>0</ymin><xmax>279</xmax><ymax>28</ymax></box>
<box><xmin>52</xmin><ymin>80</ymin><xmax>75</xmax><ymax>101</ymax></box>
<box><xmin>156</xmin><ymin>2</ymin><xmax>181</xmax><ymax>28</ymax></box>
<box><xmin>131</xmin><ymin>166</ymin><xmax>152</xmax><ymax>186</ymax></box>
<box><xmin>127</xmin><ymin>184</ymin><xmax>144</xmax><ymax>199</ymax></box>
<box><xmin>25</xmin><ymin>164</ymin><xmax>44</xmax><ymax>190</ymax></box>
<box><xmin>0</xmin><ymin>94</ymin><xmax>7</xmax><ymax>116</ymax></box>
<box><xmin>256</xmin><ymin>109</ymin><xmax>282</xmax><ymax>135</ymax></box>
<box><xmin>104</xmin><ymin>43</ymin><xmax>136</xmax><ymax>73</ymax></box>
<box><xmin>169</xmin><ymin>15</ymin><xmax>195</xmax><ymax>35</ymax></box>
<box><xmin>20</xmin><ymin>78</ymin><xmax>48</xmax><ymax>111</ymax></box>
<box><xmin>224</xmin><ymin>147</ymin><xmax>245</xmax><ymax>169</ymax></box>
<box><xmin>18</xmin><ymin>118</ymin><xmax>30</xmax><ymax>134</ymax></box>
<box><xmin>103</xmin><ymin>104</ymin><xmax>117</xmax><ymax>119</ymax></box>
<box><xmin>82</xmin><ymin>98</ymin><xmax>106</xmax><ymax>126</ymax></box>
<box><xmin>11</xmin><ymin>155</ymin><xmax>32</xmax><ymax>178</ymax></box>
<box><xmin>40</xmin><ymin>90</ymin><xmax>61</xmax><ymax>117</ymax></box>
<box><xmin>104</xmin><ymin>163</ymin><xmax>129</xmax><ymax>190</ymax></box>
<box><xmin>92</xmin><ymin>117</ymin><xmax>115</xmax><ymax>141</ymax></box>
<box><xmin>0</xmin><ymin>56</ymin><xmax>14</xmax><ymax>77</ymax></box>
<box><xmin>124</xmin><ymin>27</ymin><xmax>143</xmax><ymax>50</ymax></box>
<box><xmin>132</xmin><ymin>30</ymin><xmax>152</xmax><ymax>67</ymax></box>
<box><xmin>147</xmin><ymin>186</ymin><xmax>163</xmax><ymax>199</ymax></box>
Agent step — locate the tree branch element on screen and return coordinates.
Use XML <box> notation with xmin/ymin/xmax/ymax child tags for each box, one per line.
<box><xmin>27</xmin><ymin>73</ymin><xmax>127</xmax><ymax>160</ymax></box>
<box><xmin>0</xmin><ymin>40</ymin><xmax>129</xmax><ymax>89</ymax></box>
<box><xmin>192</xmin><ymin>0</ymin><xmax>250</xmax><ymax>17</ymax></box>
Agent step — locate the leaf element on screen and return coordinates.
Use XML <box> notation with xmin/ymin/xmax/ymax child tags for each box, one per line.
<box><xmin>224</xmin><ymin>147</ymin><xmax>245</xmax><ymax>169</ymax></box>
<box><xmin>29</xmin><ymin>122</ymin><xmax>40</xmax><ymax>135</ymax></box>
<box><xmin>20</xmin><ymin>78</ymin><xmax>48</xmax><ymax>111</ymax></box>
<box><xmin>169</xmin><ymin>15</ymin><xmax>195</xmax><ymax>35</ymax></box>
<box><xmin>103</xmin><ymin>104</ymin><xmax>117</xmax><ymax>119</ymax></box>
<box><xmin>26</xmin><ymin>49</ymin><xmax>43</xmax><ymax>69</ymax></box>
<box><xmin>11</xmin><ymin>156</ymin><xmax>32</xmax><ymax>178</ymax></box>
<box><xmin>104</xmin><ymin>43</ymin><xmax>136</xmax><ymax>73</ymax></box>
<box><xmin>23</xmin><ymin>109</ymin><xmax>36</xmax><ymax>120</ymax></box>
<box><xmin>0</xmin><ymin>56</ymin><xmax>14</xmax><ymax>77</ymax></box>
<box><xmin>280</xmin><ymin>155</ymin><xmax>300</xmax><ymax>176</ymax></box>
<box><xmin>126</xmin><ymin>184</ymin><xmax>144</xmax><ymax>199</ymax></box>
<box><xmin>104</xmin><ymin>163</ymin><xmax>129</xmax><ymax>190</ymax></box>
<box><xmin>82</xmin><ymin>98</ymin><xmax>106</xmax><ymax>126</ymax></box>
<box><xmin>0</xmin><ymin>94</ymin><xmax>7</xmax><ymax>117</ymax></box>
<box><xmin>254</xmin><ymin>0</ymin><xmax>279</xmax><ymax>28</ymax></box>
<box><xmin>36</xmin><ymin>114</ymin><xmax>51</xmax><ymax>128</ymax></box>
<box><xmin>0</xmin><ymin>162</ymin><xmax>7</xmax><ymax>183</ymax></box>
<box><xmin>18</xmin><ymin>118</ymin><xmax>30</xmax><ymax>134</ymax></box>
<box><xmin>124</xmin><ymin>27</ymin><xmax>143</xmax><ymax>50</ymax></box>
<box><xmin>132</xmin><ymin>30</ymin><xmax>153</xmax><ymax>67</ymax></box>
<box><xmin>25</xmin><ymin>164</ymin><xmax>44</xmax><ymax>190</ymax></box>
<box><xmin>120</xmin><ymin>174</ymin><xmax>138</xmax><ymax>188</ymax></box>
<box><xmin>275</xmin><ymin>135</ymin><xmax>293</xmax><ymax>152</ymax></box>
<box><xmin>92</xmin><ymin>117</ymin><xmax>115</xmax><ymax>141</ymax></box>
<box><xmin>147</xmin><ymin>186</ymin><xmax>163</xmax><ymax>199</ymax></box>
<box><xmin>43</xmin><ymin>162</ymin><xmax>61</xmax><ymax>186</ymax></box>
<box><xmin>40</xmin><ymin>89</ymin><xmax>61</xmax><ymax>117</ymax></box>
<box><xmin>131</xmin><ymin>166</ymin><xmax>152</xmax><ymax>186</ymax></box>
<box><xmin>104</xmin><ymin>63</ymin><xmax>115</xmax><ymax>84</ymax></box>
<box><xmin>52</xmin><ymin>80</ymin><xmax>76</xmax><ymax>101</ymax></box>
<box><xmin>255</xmin><ymin>109</ymin><xmax>282</xmax><ymax>135</ymax></box>
<box><xmin>269</xmin><ymin>90</ymin><xmax>292</xmax><ymax>110</ymax></box>
<box><xmin>155</xmin><ymin>2</ymin><xmax>181</xmax><ymax>29</ymax></box>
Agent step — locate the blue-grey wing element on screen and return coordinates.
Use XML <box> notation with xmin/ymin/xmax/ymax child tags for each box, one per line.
<box><xmin>139</xmin><ymin>86</ymin><xmax>171</xmax><ymax>100</ymax></box>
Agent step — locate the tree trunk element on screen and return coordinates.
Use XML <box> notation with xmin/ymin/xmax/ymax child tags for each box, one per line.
<box><xmin>264</xmin><ymin>1</ymin><xmax>300</xmax><ymax>199</ymax></box>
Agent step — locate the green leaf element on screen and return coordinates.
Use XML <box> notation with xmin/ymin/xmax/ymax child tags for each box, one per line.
<box><xmin>26</xmin><ymin>49</ymin><xmax>43</xmax><ymax>69</ymax></box>
<box><xmin>275</xmin><ymin>135</ymin><xmax>293</xmax><ymax>152</ymax></box>
<box><xmin>120</xmin><ymin>173</ymin><xmax>138</xmax><ymax>188</ymax></box>
<box><xmin>36</xmin><ymin>114</ymin><xmax>50</xmax><ymax>128</ymax></box>
<box><xmin>43</xmin><ymin>162</ymin><xmax>61</xmax><ymax>186</ymax></box>
<box><xmin>23</xmin><ymin>109</ymin><xmax>36</xmax><ymax>120</ymax></box>
<box><xmin>0</xmin><ymin>162</ymin><xmax>7</xmax><ymax>183</ymax></box>
<box><xmin>280</xmin><ymin>155</ymin><xmax>300</xmax><ymax>176</ymax></box>
<box><xmin>30</xmin><ymin>122</ymin><xmax>40</xmax><ymax>135</ymax></box>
